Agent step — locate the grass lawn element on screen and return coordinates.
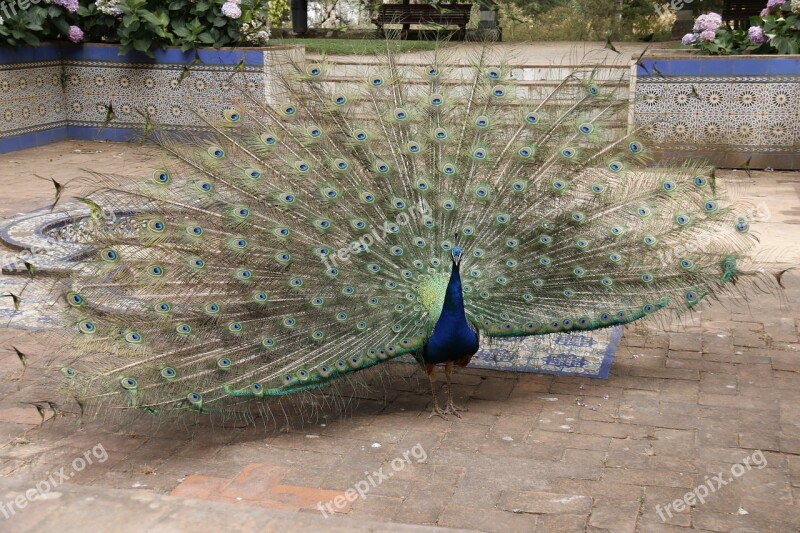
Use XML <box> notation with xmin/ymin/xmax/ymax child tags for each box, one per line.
<box><xmin>269</xmin><ymin>38</ymin><xmax>443</xmax><ymax>55</ymax></box>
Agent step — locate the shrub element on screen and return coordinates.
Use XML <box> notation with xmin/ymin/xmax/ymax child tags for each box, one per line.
<box><xmin>0</xmin><ymin>0</ymin><xmax>270</xmax><ymax>54</ymax></box>
<box><xmin>681</xmin><ymin>1</ymin><xmax>800</xmax><ymax>54</ymax></box>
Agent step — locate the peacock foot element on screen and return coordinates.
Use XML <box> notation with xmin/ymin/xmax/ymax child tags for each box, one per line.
<box><xmin>444</xmin><ymin>402</ymin><xmax>467</xmax><ymax>417</ymax></box>
<box><xmin>428</xmin><ymin>406</ymin><xmax>449</xmax><ymax>420</ymax></box>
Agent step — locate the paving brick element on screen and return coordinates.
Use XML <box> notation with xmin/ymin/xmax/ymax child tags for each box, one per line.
<box><xmin>588</xmin><ymin>499</ymin><xmax>640</xmax><ymax>532</ymax></box>
<box><xmin>497</xmin><ymin>490</ymin><xmax>593</xmax><ymax>514</ymax></box>
<box><xmin>439</xmin><ymin>504</ymin><xmax>538</xmax><ymax>533</ymax></box>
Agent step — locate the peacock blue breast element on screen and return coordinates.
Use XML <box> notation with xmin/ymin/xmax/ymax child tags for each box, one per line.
<box><xmin>422</xmin><ymin>261</ymin><xmax>480</xmax><ymax>365</ymax></box>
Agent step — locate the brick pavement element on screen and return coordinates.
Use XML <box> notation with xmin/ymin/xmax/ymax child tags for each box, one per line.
<box><xmin>0</xmin><ymin>141</ymin><xmax>799</xmax><ymax>532</ymax></box>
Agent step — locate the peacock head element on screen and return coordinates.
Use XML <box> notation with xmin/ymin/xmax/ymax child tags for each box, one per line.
<box><xmin>451</xmin><ymin>246</ymin><xmax>463</xmax><ymax>267</ymax></box>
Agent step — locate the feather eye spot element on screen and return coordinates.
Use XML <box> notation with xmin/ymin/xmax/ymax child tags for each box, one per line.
<box><xmin>217</xmin><ymin>357</ymin><xmax>232</xmax><ymax>369</ymax></box>
<box><xmin>680</xmin><ymin>259</ymin><xmax>695</xmax><ymax>270</ymax></box>
<box><xmin>591</xmin><ymin>183</ymin><xmax>606</xmax><ymax>193</ymax></box>
<box><xmin>189</xmin><ymin>257</ymin><xmax>205</xmax><ymax>269</ymax></box>
<box><xmin>473</xmin><ymin>148</ymin><xmax>487</xmax><ymax>159</ymax></box>
<box><xmin>442</xmin><ymin>200</ymin><xmax>455</xmax><ymax>210</ymax></box>
<box><xmin>512</xmin><ymin>180</ymin><xmax>527</xmax><ymax>192</ymax></box>
<box><xmin>492</xmin><ymin>86</ymin><xmax>506</xmax><ymax>97</ymax></box>
<box><xmin>579</xmin><ymin>123</ymin><xmax>594</xmax><ymax>134</ymax></box>
<box><xmin>67</xmin><ymin>291</ymin><xmax>84</xmax><ymax>307</ymax></box>
<box><xmin>609</xmin><ymin>161</ymin><xmax>623</xmax><ymax>172</ymax></box>
<box><xmin>100</xmin><ymin>248</ymin><xmax>119</xmax><ymax>262</ymax></box>
<box><xmin>394</xmin><ymin>108</ymin><xmax>408</xmax><ymax>120</ymax></box>
<box><xmin>147</xmin><ymin>264</ymin><xmax>164</xmax><ymax>277</ymax></box>
<box><xmin>148</xmin><ymin>219</ymin><xmax>165</xmax><ymax>232</ymax></box>
<box><xmin>735</xmin><ymin>217</ymin><xmax>749</xmax><ymax>232</ymax></box>
<box><xmin>386</xmin><ymin>280</ymin><xmax>398</xmax><ymax>289</ymax></box>
<box><xmin>532</xmin><ymin>278</ymin><xmax>545</xmax><ymax>287</ymax></box>
<box><xmin>637</xmin><ymin>207</ymin><xmax>652</xmax><ymax>217</ymax></box>
<box><xmin>629</xmin><ymin>141</ymin><xmax>643</xmax><ymax>153</ymax></box>
<box><xmin>486</xmin><ymin>68</ymin><xmax>501</xmax><ymax>79</ymax></box>
<box><xmin>506</xmin><ymin>238</ymin><xmax>519</xmax><ymax>248</ymax></box>
<box><xmin>601</xmin><ymin>277</ymin><xmax>614</xmax><ymax>286</ymax></box>
<box><xmin>571</xmin><ymin>212</ymin><xmax>586</xmax><ymax>222</ymax></box>
<box><xmin>561</xmin><ymin>148</ymin><xmax>575</xmax><ymax>158</ymax></box>
<box><xmin>434</xmin><ymin>127</ymin><xmax>447</xmax><ymax>140</ymax></box>
<box><xmin>187</xmin><ymin>392</ymin><xmax>202</xmax><ymax>404</ymax></box>
<box><xmin>368</xmin><ymin>263</ymin><xmax>381</xmax><ymax>273</ymax></box>
<box><xmin>342</xmin><ymin>286</ymin><xmax>355</xmax><ymax>295</ymax></box>
<box><xmin>642</xmin><ymin>273</ymin><xmax>654</xmax><ymax>283</ymax></box>
<box><xmin>676</xmin><ymin>214</ymin><xmax>690</xmax><ymax>226</ymax></box>
<box><xmin>207</xmin><ymin>147</ymin><xmax>224</xmax><ymax>158</ymax></box>
<box><xmin>308</xmin><ymin>127</ymin><xmax>322</xmax><ymax>138</ymax></box>
<box><xmin>176</xmin><ymin>324</ymin><xmax>191</xmax><ymax>335</ymax></box>
<box><xmin>223</xmin><ymin>109</ymin><xmax>241</xmax><ymax>122</ymax></box>
<box><xmin>563</xmin><ymin>289</ymin><xmax>575</xmax><ymax>298</ymax></box>
<box><xmin>120</xmin><ymin>377</ymin><xmax>138</xmax><ymax>390</ymax></box>
<box><xmin>283</xmin><ymin>317</ymin><xmax>296</xmax><ymax>328</ymax></box>
<box><xmin>308</xmin><ymin>64</ymin><xmax>322</xmax><ymax>76</ymax></box>
<box><xmin>694</xmin><ymin>176</ymin><xmax>707</xmax><ymax>187</ymax></box>
<box><xmin>260</xmin><ymin>133</ymin><xmax>278</xmax><ymax>145</ymax></box>
<box><xmin>290</xmin><ymin>277</ymin><xmax>303</xmax><ymax>287</ymax></box>
<box><xmin>475</xmin><ymin>186</ymin><xmax>489</xmax><ymax>198</ymax></box>
<box><xmin>518</xmin><ymin>146</ymin><xmax>533</xmax><ymax>158</ymax></box>
<box><xmin>539</xmin><ymin>256</ymin><xmax>551</xmax><ymax>266</ymax></box>
<box><xmin>442</xmin><ymin>163</ymin><xmax>456</xmax><ymax>175</ymax></box>
<box><xmin>262</xmin><ymin>337</ymin><xmax>275</xmax><ymax>347</ymax></box>
<box><xmin>427</xmin><ymin>67</ymin><xmax>439</xmax><ymax>77</ymax></box>
<box><xmin>430</xmin><ymin>94</ymin><xmax>443</xmax><ymax>106</ymax></box>
<box><xmin>370</xmin><ymin>76</ymin><xmax>384</xmax><ymax>87</ymax></box>
<box><xmin>125</xmin><ymin>331</ymin><xmax>142</xmax><ymax>344</ymax></box>
<box><xmin>236</xmin><ymin>269</ymin><xmax>252</xmax><ymax>280</ymax></box>
<box><xmin>204</xmin><ymin>303</ymin><xmax>220</xmax><ymax>314</ymax></box>
<box><xmin>525</xmin><ymin>112</ymin><xmax>539</xmax><ymax>124</ymax></box>
<box><xmin>334</xmin><ymin>95</ymin><xmax>347</xmax><ymax>105</ymax></box>
<box><xmin>704</xmin><ymin>200</ymin><xmax>718</xmax><ymax>212</ymax></box>
<box><xmin>609</xmin><ymin>253</ymin><xmax>622</xmax><ymax>263</ymax></box>
<box><xmin>153</xmin><ymin>169</ymin><xmax>170</xmax><ymax>184</ymax></box>
<box><xmin>686</xmin><ymin>291</ymin><xmax>698</xmax><ymax>302</ymax></box>
<box><xmin>662</xmin><ymin>181</ymin><xmax>676</xmax><ymax>191</ymax></box>
<box><xmin>311</xmin><ymin>330</ymin><xmax>324</xmax><ymax>341</ymax></box>
<box><xmin>574</xmin><ymin>267</ymin><xmax>585</xmax><ymax>277</ymax></box>
<box><xmin>160</xmin><ymin>367</ymin><xmax>176</xmax><ymax>380</ymax></box>
<box><xmin>155</xmin><ymin>302</ymin><xmax>171</xmax><ymax>313</ymax></box>
<box><xmin>587</xmin><ymin>84</ymin><xmax>599</xmax><ymax>95</ymax></box>
<box><xmin>552</xmin><ymin>180</ymin><xmax>566</xmax><ymax>190</ymax></box>
<box><xmin>407</xmin><ymin>141</ymin><xmax>421</xmax><ymax>153</ymax></box>
<box><xmin>475</xmin><ymin>116</ymin><xmax>489</xmax><ymax>128</ymax></box>
<box><xmin>253</xmin><ymin>291</ymin><xmax>268</xmax><ymax>302</ymax></box>
<box><xmin>354</xmin><ymin>130</ymin><xmax>368</xmax><ymax>141</ymax></box>
<box><xmin>282</xmin><ymin>104</ymin><xmax>296</xmax><ymax>116</ymax></box>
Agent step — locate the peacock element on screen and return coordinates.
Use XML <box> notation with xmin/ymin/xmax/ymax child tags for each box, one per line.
<box><xmin>8</xmin><ymin>43</ymin><xmax>762</xmax><ymax>422</ymax></box>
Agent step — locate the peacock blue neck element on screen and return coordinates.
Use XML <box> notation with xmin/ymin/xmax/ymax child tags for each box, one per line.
<box><xmin>422</xmin><ymin>261</ymin><xmax>480</xmax><ymax>365</ymax></box>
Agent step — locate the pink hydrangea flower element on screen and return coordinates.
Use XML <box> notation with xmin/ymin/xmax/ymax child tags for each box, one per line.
<box><xmin>221</xmin><ymin>2</ymin><xmax>241</xmax><ymax>18</ymax></box>
<box><xmin>54</xmin><ymin>0</ymin><xmax>79</xmax><ymax>12</ymax></box>
<box><xmin>698</xmin><ymin>29</ymin><xmax>717</xmax><ymax>42</ymax></box>
<box><xmin>68</xmin><ymin>25</ymin><xmax>84</xmax><ymax>43</ymax></box>
<box><xmin>693</xmin><ymin>13</ymin><xmax>723</xmax><ymax>32</ymax></box>
<box><xmin>681</xmin><ymin>33</ymin><xmax>697</xmax><ymax>45</ymax></box>
<box><xmin>748</xmin><ymin>26</ymin><xmax>767</xmax><ymax>44</ymax></box>
<box><xmin>766</xmin><ymin>0</ymin><xmax>785</xmax><ymax>8</ymax></box>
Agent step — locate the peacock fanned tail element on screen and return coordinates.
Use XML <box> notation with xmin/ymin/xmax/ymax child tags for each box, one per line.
<box><xmin>28</xmin><ymin>43</ymin><xmax>758</xmax><ymax>416</ymax></box>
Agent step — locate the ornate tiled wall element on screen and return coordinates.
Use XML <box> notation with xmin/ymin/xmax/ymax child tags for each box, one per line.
<box><xmin>634</xmin><ymin>55</ymin><xmax>800</xmax><ymax>170</ymax></box>
<box><xmin>0</xmin><ymin>45</ymin><xmax>69</xmax><ymax>151</ymax></box>
<box><xmin>0</xmin><ymin>44</ymin><xmax>304</xmax><ymax>153</ymax></box>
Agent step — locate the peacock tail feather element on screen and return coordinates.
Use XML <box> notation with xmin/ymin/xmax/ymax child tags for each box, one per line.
<box><xmin>18</xmin><ymin>43</ymin><xmax>759</xmax><ymax>416</ymax></box>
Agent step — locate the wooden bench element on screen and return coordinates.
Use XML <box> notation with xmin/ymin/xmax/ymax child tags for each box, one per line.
<box><xmin>723</xmin><ymin>0</ymin><xmax>764</xmax><ymax>28</ymax></box>
<box><xmin>372</xmin><ymin>3</ymin><xmax>472</xmax><ymax>35</ymax></box>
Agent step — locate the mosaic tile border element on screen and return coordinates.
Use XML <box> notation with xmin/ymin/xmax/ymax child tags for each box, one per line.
<box><xmin>0</xmin><ymin>44</ymin><xmax>304</xmax><ymax>154</ymax></box>
<box><xmin>634</xmin><ymin>55</ymin><xmax>800</xmax><ymax>170</ymax></box>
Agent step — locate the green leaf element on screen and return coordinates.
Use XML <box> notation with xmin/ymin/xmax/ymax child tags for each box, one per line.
<box><xmin>133</xmin><ymin>36</ymin><xmax>153</xmax><ymax>52</ymax></box>
<box><xmin>198</xmin><ymin>31</ymin><xmax>215</xmax><ymax>44</ymax></box>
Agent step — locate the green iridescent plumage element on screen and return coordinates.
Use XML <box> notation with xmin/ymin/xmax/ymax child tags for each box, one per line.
<box><xmin>21</xmin><ymin>43</ymin><xmax>761</xmax><ymax>417</ymax></box>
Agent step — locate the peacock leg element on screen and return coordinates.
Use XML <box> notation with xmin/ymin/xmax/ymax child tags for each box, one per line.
<box><xmin>444</xmin><ymin>361</ymin><xmax>468</xmax><ymax>416</ymax></box>
<box><xmin>426</xmin><ymin>365</ymin><xmax>448</xmax><ymax>420</ymax></box>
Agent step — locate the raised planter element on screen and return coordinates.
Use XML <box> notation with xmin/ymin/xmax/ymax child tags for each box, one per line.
<box><xmin>0</xmin><ymin>43</ymin><xmax>305</xmax><ymax>154</ymax></box>
<box><xmin>634</xmin><ymin>52</ymin><xmax>800</xmax><ymax>170</ymax></box>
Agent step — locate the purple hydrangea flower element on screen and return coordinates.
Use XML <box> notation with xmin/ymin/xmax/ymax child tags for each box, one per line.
<box><xmin>54</xmin><ymin>0</ymin><xmax>79</xmax><ymax>12</ymax></box>
<box><xmin>221</xmin><ymin>2</ymin><xmax>242</xmax><ymax>18</ymax></box>
<box><xmin>760</xmin><ymin>7</ymin><xmax>770</xmax><ymax>14</ymax></box>
<box><xmin>766</xmin><ymin>0</ymin><xmax>785</xmax><ymax>8</ymax></box>
<box><xmin>68</xmin><ymin>25</ymin><xmax>84</xmax><ymax>43</ymax></box>
<box><xmin>748</xmin><ymin>26</ymin><xmax>767</xmax><ymax>44</ymax></box>
<box><xmin>698</xmin><ymin>29</ymin><xmax>717</xmax><ymax>42</ymax></box>
<box><xmin>693</xmin><ymin>13</ymin><xmax>723</xmax><ymax>32</ymax></box>
<box><xmin>681</xmin><ymin>33</ymin><xmax>697</xmax><ymax>45</ymax></box>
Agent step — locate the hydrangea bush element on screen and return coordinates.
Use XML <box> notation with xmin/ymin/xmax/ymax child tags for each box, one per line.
<box><xmin>682</xmin><ymin>0</ymin><xmax>800</xmax><ymax>54</ymax></box>
<box><xmin>0</xmin><ymin>0</ymin><xmax>270</xmax><ymax>54</ymax></box>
